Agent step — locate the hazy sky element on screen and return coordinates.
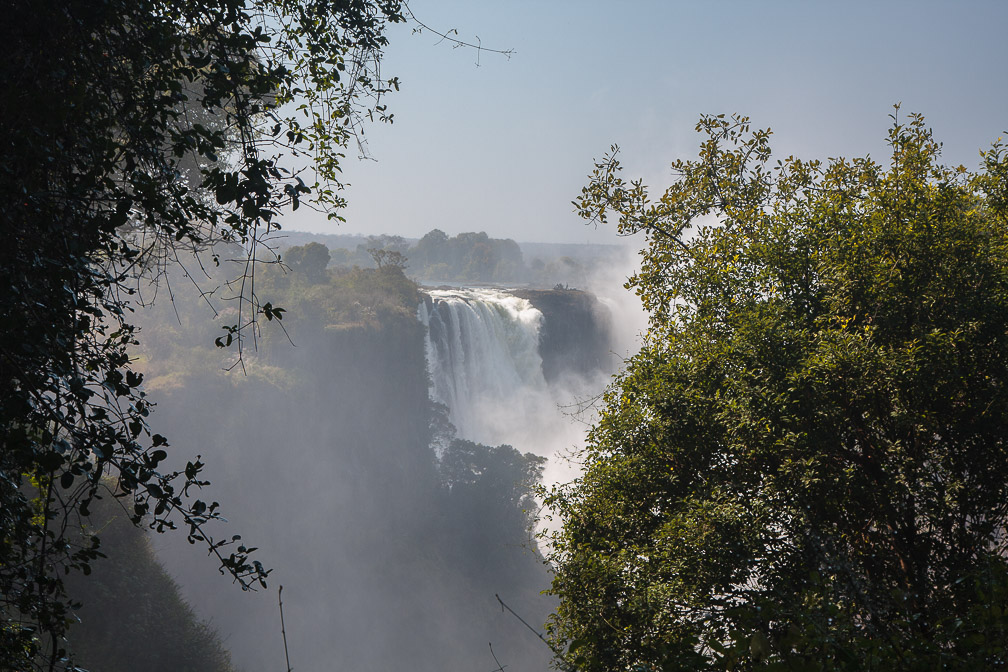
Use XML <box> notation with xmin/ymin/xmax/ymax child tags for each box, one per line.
<box><xmin>281</xmin><ymin>0</ymin><xmax>1008</xmax><ymax>245</ymax></box>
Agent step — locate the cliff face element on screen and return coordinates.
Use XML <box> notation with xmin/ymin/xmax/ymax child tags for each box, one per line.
<box><xmin>512</xmin><ymin>288</ymin><xmax>614</xmax><ymax>383</ymax></box>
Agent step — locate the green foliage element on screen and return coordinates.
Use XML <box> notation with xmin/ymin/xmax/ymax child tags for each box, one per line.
<box><xmin>547</xmin><ymin>111</ymin><xmax>1008</xmax><ymax>670</ymax></box>
<box><xmin>307</xmin><ymin>228</ymin><xmax>606</xmax><ymax>287</ymax></box>
<box><xmin>277</xmin><ymin>264</ymin><xmax>421</xmax><ymax>332</ymax></box>
<box><xmin>284</xmin><ymin>242</ymin><xmax>332</xmax><ymax>283</ymax></box>
<box><xmin>138</xmin><ymin>257</ymin><xmax>424</xmax><ymax>394</ymax></box>
<box><xmin>409</xmin><ymin>230</ymin><xmax>527</xmax><ymax>283</ymax></box>
<box><xmin>369</xmin><ymin>247</ymin><xmax>410</xmax><ymax>270</ymax></box>
<box><xmin>65</xmin><ymin>493</ymin><xmax>236</xmax><ymax>672</ymax></box>
<box><xmin>440</xmin><ymin>439</ymin><xmax>546</xmax><ymax>529</ymax></box>
<box><xmin>0</xmin><ymin>0</ymin><xmax>403</xmax><ymax>667</ymax></box>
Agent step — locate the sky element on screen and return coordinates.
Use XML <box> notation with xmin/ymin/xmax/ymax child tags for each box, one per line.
<box><xmin>281</xmin><ymin>0</ymin><xmax>1008</xmax><ymax>245</ymax></box>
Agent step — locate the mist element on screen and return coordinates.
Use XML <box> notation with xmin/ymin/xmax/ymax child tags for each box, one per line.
<box><xmin>79</xmin><ymin>235</ymin><xmax>647</xmax><ymax>672</ymax></box>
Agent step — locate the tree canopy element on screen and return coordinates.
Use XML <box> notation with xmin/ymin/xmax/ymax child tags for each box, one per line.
<box><xmin>1</xmin><ymin>0</ymin><xmax>404</xmax><ymax>667</ymax></box>
<box><xmin>546</xmin><ymin>111</ymin><xmax>1008</xmax><ymax>670</ymax></box>
<box><xmin>285</xmin><ymin>241</ymin><xmax>332</xmax><ymax>282</ymax></box>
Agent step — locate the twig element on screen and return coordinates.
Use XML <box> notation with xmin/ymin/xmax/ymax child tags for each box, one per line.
<box><xmin>279</xmin><ymin>585</ymin><xmax>292</xmax><ymax>672</ymax></box>
<box><xmin>495</xmin><ymin>594</ymin><xmax>580</xmax><ymax>671</ymax></box>
<box><xmin>495</xmin><ymin>593</ymin><xmax>561</xmax><ymax>657</ymax></box>
<box><xmin>489</xmin><ymin>642</ymin><xmax>507</xmax><ymax>672</ymax></box>
<box><xmin>402</xmin><ymin>1</ymin><xmax>515</xmax><ymax>60</ymax></box>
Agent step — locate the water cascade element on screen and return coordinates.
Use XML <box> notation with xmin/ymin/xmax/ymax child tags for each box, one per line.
<box><xmin>418</xmin><ymin>288</ymin><xmax>548</xmax><ymax>444</ymax></box>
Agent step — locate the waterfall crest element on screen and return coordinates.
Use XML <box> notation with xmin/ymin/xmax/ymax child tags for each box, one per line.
<box><xmin>418</xmin><ymin>288</ymin><xmax>547</xmax><ymax>443</ymax></box>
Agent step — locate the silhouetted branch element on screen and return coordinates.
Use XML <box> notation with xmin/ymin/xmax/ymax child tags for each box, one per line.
<box><xmin>403</xmin><ymin>1</ymin><xmax>515</xmax><ymax>62</ymax></box>
<box><xmin>495</xmin><ymin>593</ymin><xmax>578</xmax><ymax>671</ymax></box>
<box><xmin>279</xmin><ymin>585</ymin><xmax>292</xmax><ymax>672</ymax></box>
<box><xmin>488</xmin><ymin>642</ymin><xmax>507</xmax><ymax>672</ymax></box>
<box><xmin>495</xmin><ymin>593</ymin><xmax>558</xmax><ymax>656</ymax></box>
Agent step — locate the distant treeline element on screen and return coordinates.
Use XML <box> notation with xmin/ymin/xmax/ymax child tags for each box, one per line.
<box><xmin>276</xmin><ymin>229</ymin><xmax>624</xmax><ymax>287</ymax></box>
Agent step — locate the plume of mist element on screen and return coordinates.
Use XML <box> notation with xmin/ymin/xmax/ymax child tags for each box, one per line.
<box><xmin>531</xmin><ymin>243</ymin><xmax>646</xmax><ymax>490</ymax></box>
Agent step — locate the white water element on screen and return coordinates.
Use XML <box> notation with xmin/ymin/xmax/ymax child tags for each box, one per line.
<box><xmin>417</xmin><ymin>279</ymin><xmax>645</xmax><ymax>496</ymax></box>
<box><xmin>418</xmin><ymin>288</ymin><xmax>548</xmax><ymax>445</ymax></box>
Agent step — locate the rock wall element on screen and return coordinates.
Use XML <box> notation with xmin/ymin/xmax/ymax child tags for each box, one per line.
<box><xmin>512</xmin><ymin>288</ymin><xmax>614</xmax><ymax>383</ymax></box>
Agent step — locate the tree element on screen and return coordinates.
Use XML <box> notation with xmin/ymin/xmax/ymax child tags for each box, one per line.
<box><xmin>545</xmin><ymin>111</ymin><xmax>1008</xmax><ymax>671</ymax></box>
<box><xmin>285</xmin><ymin>242</ymin><xmax>332</xmax><ymax>283</ymax></box>
<box><xmin>1</xmin><ymin>0</ymin><xmax>404</xmax><ymax>667</ymax></box>
<box><xmin>440</xmin><ymin>439</ymin><xmax>546</xmax><ymax>526</ymax></box>
<box><xmin>369</xmin><ymin>247</ymin><xmax>409</xmax><ymax>270</ymax></box>
<box><xmin>414</xmin><ymin>228</ymin><xmax>451</xmax><ymax>267</ymax></box>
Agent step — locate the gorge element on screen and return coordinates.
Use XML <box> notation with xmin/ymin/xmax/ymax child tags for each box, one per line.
<box><xmin>68</xmin><ymin>259</ymin><xmax>625</xmax><ymax>672</ymax></box>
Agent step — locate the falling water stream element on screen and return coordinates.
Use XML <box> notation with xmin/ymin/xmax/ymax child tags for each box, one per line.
<box><xmin>418</xmin><ymin>289</ymin><xmax>548</xmax><ymax>444</ymax></box>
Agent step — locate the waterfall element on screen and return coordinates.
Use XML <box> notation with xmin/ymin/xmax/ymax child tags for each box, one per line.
<box><xmin>418</xmin><ymin>288</ymin><xmax>547</xmax><ymax>444</ymax></box>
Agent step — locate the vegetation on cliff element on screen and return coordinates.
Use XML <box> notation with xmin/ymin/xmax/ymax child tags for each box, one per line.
<box><xmin>65</xmin><ymin>495</ymin><xmax>236</xmax><ymax>672</ymax></box>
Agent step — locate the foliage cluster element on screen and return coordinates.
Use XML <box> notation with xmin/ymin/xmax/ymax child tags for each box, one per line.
<box><xmin>440</xmin><ymin>438</ymin><xmax>546</xmax><ymax>529</ymax></box>
<box><xmin>410</xmin><ymin>230</ymin><xmax>525</xmax><ymax>283</ymax></box>
<box><xmin>64</xmin><ymin>494</ymin><xmax>235</xmax><ymax>672</ymax></box>
<box><xmin>547</xmin><ymin>111</ymin><xmax>1008</xmax><ymax>670</ymax></box>
<box><xmin>131</xmin><ymin>248</ymin><xmax>422</xmax><ymax>398</ymax></box>
<box><xmin>0</xmin><ymin>0</ymin><xmax>404</xmax><ymax>666</ymax></box>
<box><xmin>259</xmin><ymin>252</ymin><xmax>422</xmax><ymax>331</ymax></box>
<box><xmin>284</xmin><ymin>242</ymin><xmax>332</xmax><ymax>284</ymax></box>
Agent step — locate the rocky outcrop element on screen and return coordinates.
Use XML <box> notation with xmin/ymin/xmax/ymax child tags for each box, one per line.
<box><xmin>512</xmin><ymin>288</ymin><xmax>613</xmax><ymax>383</ymax></box>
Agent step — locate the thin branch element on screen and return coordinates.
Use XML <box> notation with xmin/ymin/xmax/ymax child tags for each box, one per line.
<box><xmin>403</xmin><ymin>1</ymin><xmax>515</xmax><ymax>60</ymax></box>
<box><xmin>279</xmin><ymin>585</ymin><xmax>292</xmax><ymax>672</ymax></box>
<box><xmin>495</xmin><ymin>594</ymin><xmax>580</xmax><ymax>672</ymax></box>
<box><xmin>488</xmin><ymin>642</ymin><xmax>507</xmax><ymax>672</ymax></box>
<box><xmin>495</xmin><ymin>593</ymin><xmax>560</xmax><ymax>657</ymax></box>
